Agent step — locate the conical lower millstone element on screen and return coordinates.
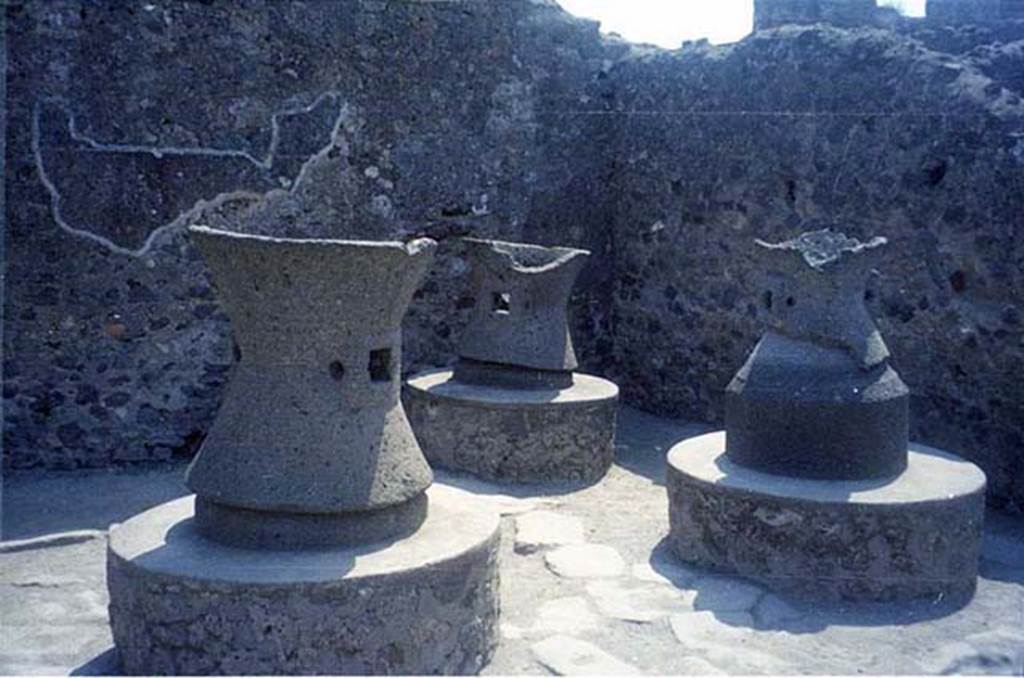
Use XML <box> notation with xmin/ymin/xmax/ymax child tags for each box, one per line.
<box><xmin>185</xmin><ymin>226</ymin><xmax>436</xmax><ymax>548</ymax></box>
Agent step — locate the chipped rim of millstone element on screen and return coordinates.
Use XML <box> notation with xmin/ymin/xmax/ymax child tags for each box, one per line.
<box><xmin>462</xmin><ymin>237</ymin><xmax>589</xmax><ymax>274</ymax></box>
<box><xmin>755</xmin><ymin>228</ymin><xmax>887</xmax><ymax>271</ymax></box>
<box><xmin>189</xmin><ymin>224</ymin><xmax>437</xmax><ymax>255</ymax></box>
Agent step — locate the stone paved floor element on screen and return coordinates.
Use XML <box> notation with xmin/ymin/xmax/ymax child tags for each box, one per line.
<box><xmin>2</xmin><ymin>407</ymin><xmax>1023</xmax><ymax>675</ymax></box>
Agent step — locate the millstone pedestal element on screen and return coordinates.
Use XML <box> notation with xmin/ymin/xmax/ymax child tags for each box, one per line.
<box><xmin>107</xmin><ymin>227</ymin><xmax>500</xmax><ymax>675</ymax></box>
<box><xmin>666</xmin><ymin>229</ymin><xmax>986</xmax><ymax>602</ymax></box>
<box><xmin>404</xmin><ymin>238</ymin><xmax>618</xmax><ymax>483</ymax></box>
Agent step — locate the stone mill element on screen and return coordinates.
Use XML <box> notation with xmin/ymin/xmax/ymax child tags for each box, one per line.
<box><xmin>105</xmin><ymin>226</ymin><xmax>501</xmax><ymax>675</ymax></box>
<box><xmin>404</xmin><ymin>237</ymin><xmax>620</xmax><ymax>483</ymax></box>
<box><xmin>665</xmin><ymin>229</ymin><xmax>987</xmax><ymax>601</ymax></box>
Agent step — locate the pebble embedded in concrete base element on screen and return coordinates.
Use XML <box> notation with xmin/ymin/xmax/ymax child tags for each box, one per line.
<box><xmin>531</xmin><ymin>635</ymin><xmax>641</xmax><ymax>675</ymax></box>
<box><xmin>545</xmin><ymin>544</ymin><xmax>625</xmax><ymax>579</ymax></box>
<box><xmin>515</xmin><ymin>510</ymin><xmax>585</xmax><ymax>554</ymax></box>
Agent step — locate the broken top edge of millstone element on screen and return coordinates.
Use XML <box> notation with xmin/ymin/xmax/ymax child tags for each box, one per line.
<box><xmin>755</xmin><ymin>228</ymin><xmax>887</xmax><ymax>272</ymax></box>
<box><xmin>462</xmin><ymin>237</ymin><xmax>590</xmax><ymax>274</ymax></box>
<box><xmin>189</xmin><ymin>225</ymin><xmax>437</xmax><ymax>256</ymax></box>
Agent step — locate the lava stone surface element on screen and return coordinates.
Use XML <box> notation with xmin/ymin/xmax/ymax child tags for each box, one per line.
<box><xmin>667</xmin><ymin>431</ymin><xmax>987</xmax><ymax>602</ymax></box>
<box><xmin>404</xmin><ymin>369</ymin><xmax>619</xmax><ymax>483</ymax></box>
<box><xmin>107</xmin><ymin>487</ymin><xmax>501</xmax><ymax>675</ymax></box>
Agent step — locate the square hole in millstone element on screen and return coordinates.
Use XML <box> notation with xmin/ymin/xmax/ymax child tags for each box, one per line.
<box><xmin>368</xmin><ymin>348</ymin><xmax>392</xmax><ymax>382</ymax></box>
<box><xmin>492</xmin><ymin>292</ymin><xmax>511</xmax><ymax>315</ymax></box>
<box><xmin>328</xmin><ymin>360</ymin><xmax>346</xmax><ymax>381</ymax></box>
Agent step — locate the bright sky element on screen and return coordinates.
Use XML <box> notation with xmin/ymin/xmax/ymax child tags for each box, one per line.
<box><xmin>556</xmin><ymin>0</ymin><xmax>927</xmax><ymax>48</ymax></box>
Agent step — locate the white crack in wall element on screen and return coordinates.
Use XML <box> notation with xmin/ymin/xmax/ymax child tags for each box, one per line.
<box><xmin>31</xmin><ymin>91</ymin><xmax>350</xmax><ymax>259</ymax></box>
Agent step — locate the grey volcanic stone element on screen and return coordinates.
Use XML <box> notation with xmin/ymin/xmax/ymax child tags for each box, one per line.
<box><xmin>725</xmin><ymin>229</ymin><xmax>910</xmax><ymax>480</ymax></box>
<box><xmin>726</xmin><ymin>333</ymin><xmax>910</xmax><ymax>480</ymax></box>
<box><xmin>106</xmin><ymin>487</ymin><xmax>500</xmax><ymax>676</ymax></box>
<box><xmin>456</xmin><ymin>237</ymin><xmax>590</xmax><ymax>373</ymax></box>
<box><xmin>753</xmin><ymin>230</ymin><xmax>892</xmax><ymax>369</ymax></box>
<box><xmin>453</xmin><ymin>359</ymin><xmax>574</xmax><ymax>390</ymax></box>
<box><xmin>404</xmin><ymin>369</ymin><xmax>618</xmax><ymax>483</ymax></box>
<box><xmin>192</xmin><ymin>493</ymin><xmax>428</xmax><ymax>550</ymax></box>
<box><xmin>667</xmin><ymin>431</ymin><xmax>986</xmax><ymax>602</ymax></box>
<box><xmin>927</xmin><ymin>0</ymin><xmax>1006</xmax><ymax>24</ymax></box>
<box><xmin>754</xmin><ymin>0</ymin><xmax>881</xmax><ymax>31</ymax></box>
<box><xmin>185</xmin><ymin>226</ymin><xmax>435</xmax><ymax>546</ymax></box>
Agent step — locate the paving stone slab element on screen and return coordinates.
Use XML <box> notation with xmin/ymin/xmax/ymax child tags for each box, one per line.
<box><xmin>531</xmin><ymin>635</ymin><xmax>641</xmax><ymax>675</ymax></box>
<box><xmin>585</xmin><ymin>579</ymin><xmax>694</xmax><ymax>623</ymax></box>
<box><xmin>0</xmin><ymin>531</ymin><xmax>112</xmax><ymax>676</ymax></box>
<box><xmin>690</xmin><ymin>575</ymin><xmax>766</xmax><ymax>613</ymax></box>
<box><xmin>545</xmin><ymin>543</ymin><xmax>625</xmax><ymax>579</ymax></box>
<box><xmin>515</xmin><ymin>510</ymin><xmax>586</xmax><ymax>554</ymax></box>
<box><xmin>530</xmin><ymin>596</ymin><xmax>601</xmax><ymax>635</ymax></box>
<box><xmin>669</xmin><ymin>611</ymin><xmax>791</xmax><ymax>674</ymax></box>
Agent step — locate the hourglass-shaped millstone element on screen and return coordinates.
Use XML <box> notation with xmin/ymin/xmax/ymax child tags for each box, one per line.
<box><xmin>106</xmin><ymin>233</ymin><xmax>502</xmax><ymax>676</ymax></box>
<box><xmin>184</xmin><ymin>226</ymin><xmax>437</xmax><ymax>548</ymax></box>
<box><xmin>453</xmin><ymin>238</ymin><xmax>590</xmax><ymax>389</ymax></box>
<box><xmin>724</xmin><ymin>229</ymin><xmax>910</xmax><ymax>480</ymax></box>
<box><xmin>403</xmin><ymin>236</ymin><xmax>619</xmax><ymax>483</ymax></box>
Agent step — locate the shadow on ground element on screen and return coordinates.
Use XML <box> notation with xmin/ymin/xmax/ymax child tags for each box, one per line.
<box><xmin>70</xmin><ymin>648</ymin><xmax>119</xmax><ymax>676</ymax></box>
<box><xmin>1</xmin><ymin>462</ymin><xmax>191</xmax><ymax>540</ymax></box>
<box><xmin>613</xmin><ymin>409</ymin><xmax>711</xmax><ymax>486</ymax></box>
<box><xmin>648</xmin><ymin>536</ymin><xmax>976</xmax><ymax>634</ymax></box>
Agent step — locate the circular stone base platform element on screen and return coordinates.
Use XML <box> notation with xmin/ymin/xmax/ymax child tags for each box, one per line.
<box><xmin>666</xmin><ymin>431</ymin><xmax>986</xmax><ymax>602</ymax></box>
<box><xmin>403</xmin><ymin>369</ymin><xmax>619</xmax><ymax>483</ymax></box>
<box><xmin>107</xmin><ymin>486</ymin><xmax>500</xmax><ymax>675</ymax></box>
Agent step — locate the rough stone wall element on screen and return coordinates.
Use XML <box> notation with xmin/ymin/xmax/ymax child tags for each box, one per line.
<box><xmin>927</xmin><ymin>0</ymin><xmax>1004</xmax><ymax>23</ymax></box>
<box><xmin>607</xmin><ymin>24</ymin><xmax>1024</xmax><ymax>512</ymax></box>
<box><xmin>4</xmin><ymin>0</ymin><xmax>622</xmax><ymax>468</ymax></box>
<box><xmin>5</xmin><ymin>1</ymin><xmax>1024</xmax><ymax>513</ymax></box>
<box><xmin>755</xmin><ymin>0</ymin><xmax>1023</xmax><ymax>29</ymax></box>
<box><xmin>754</xmin><ymin>0</ymin><xmax>882</xmax><ymax>30</ymax></box>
